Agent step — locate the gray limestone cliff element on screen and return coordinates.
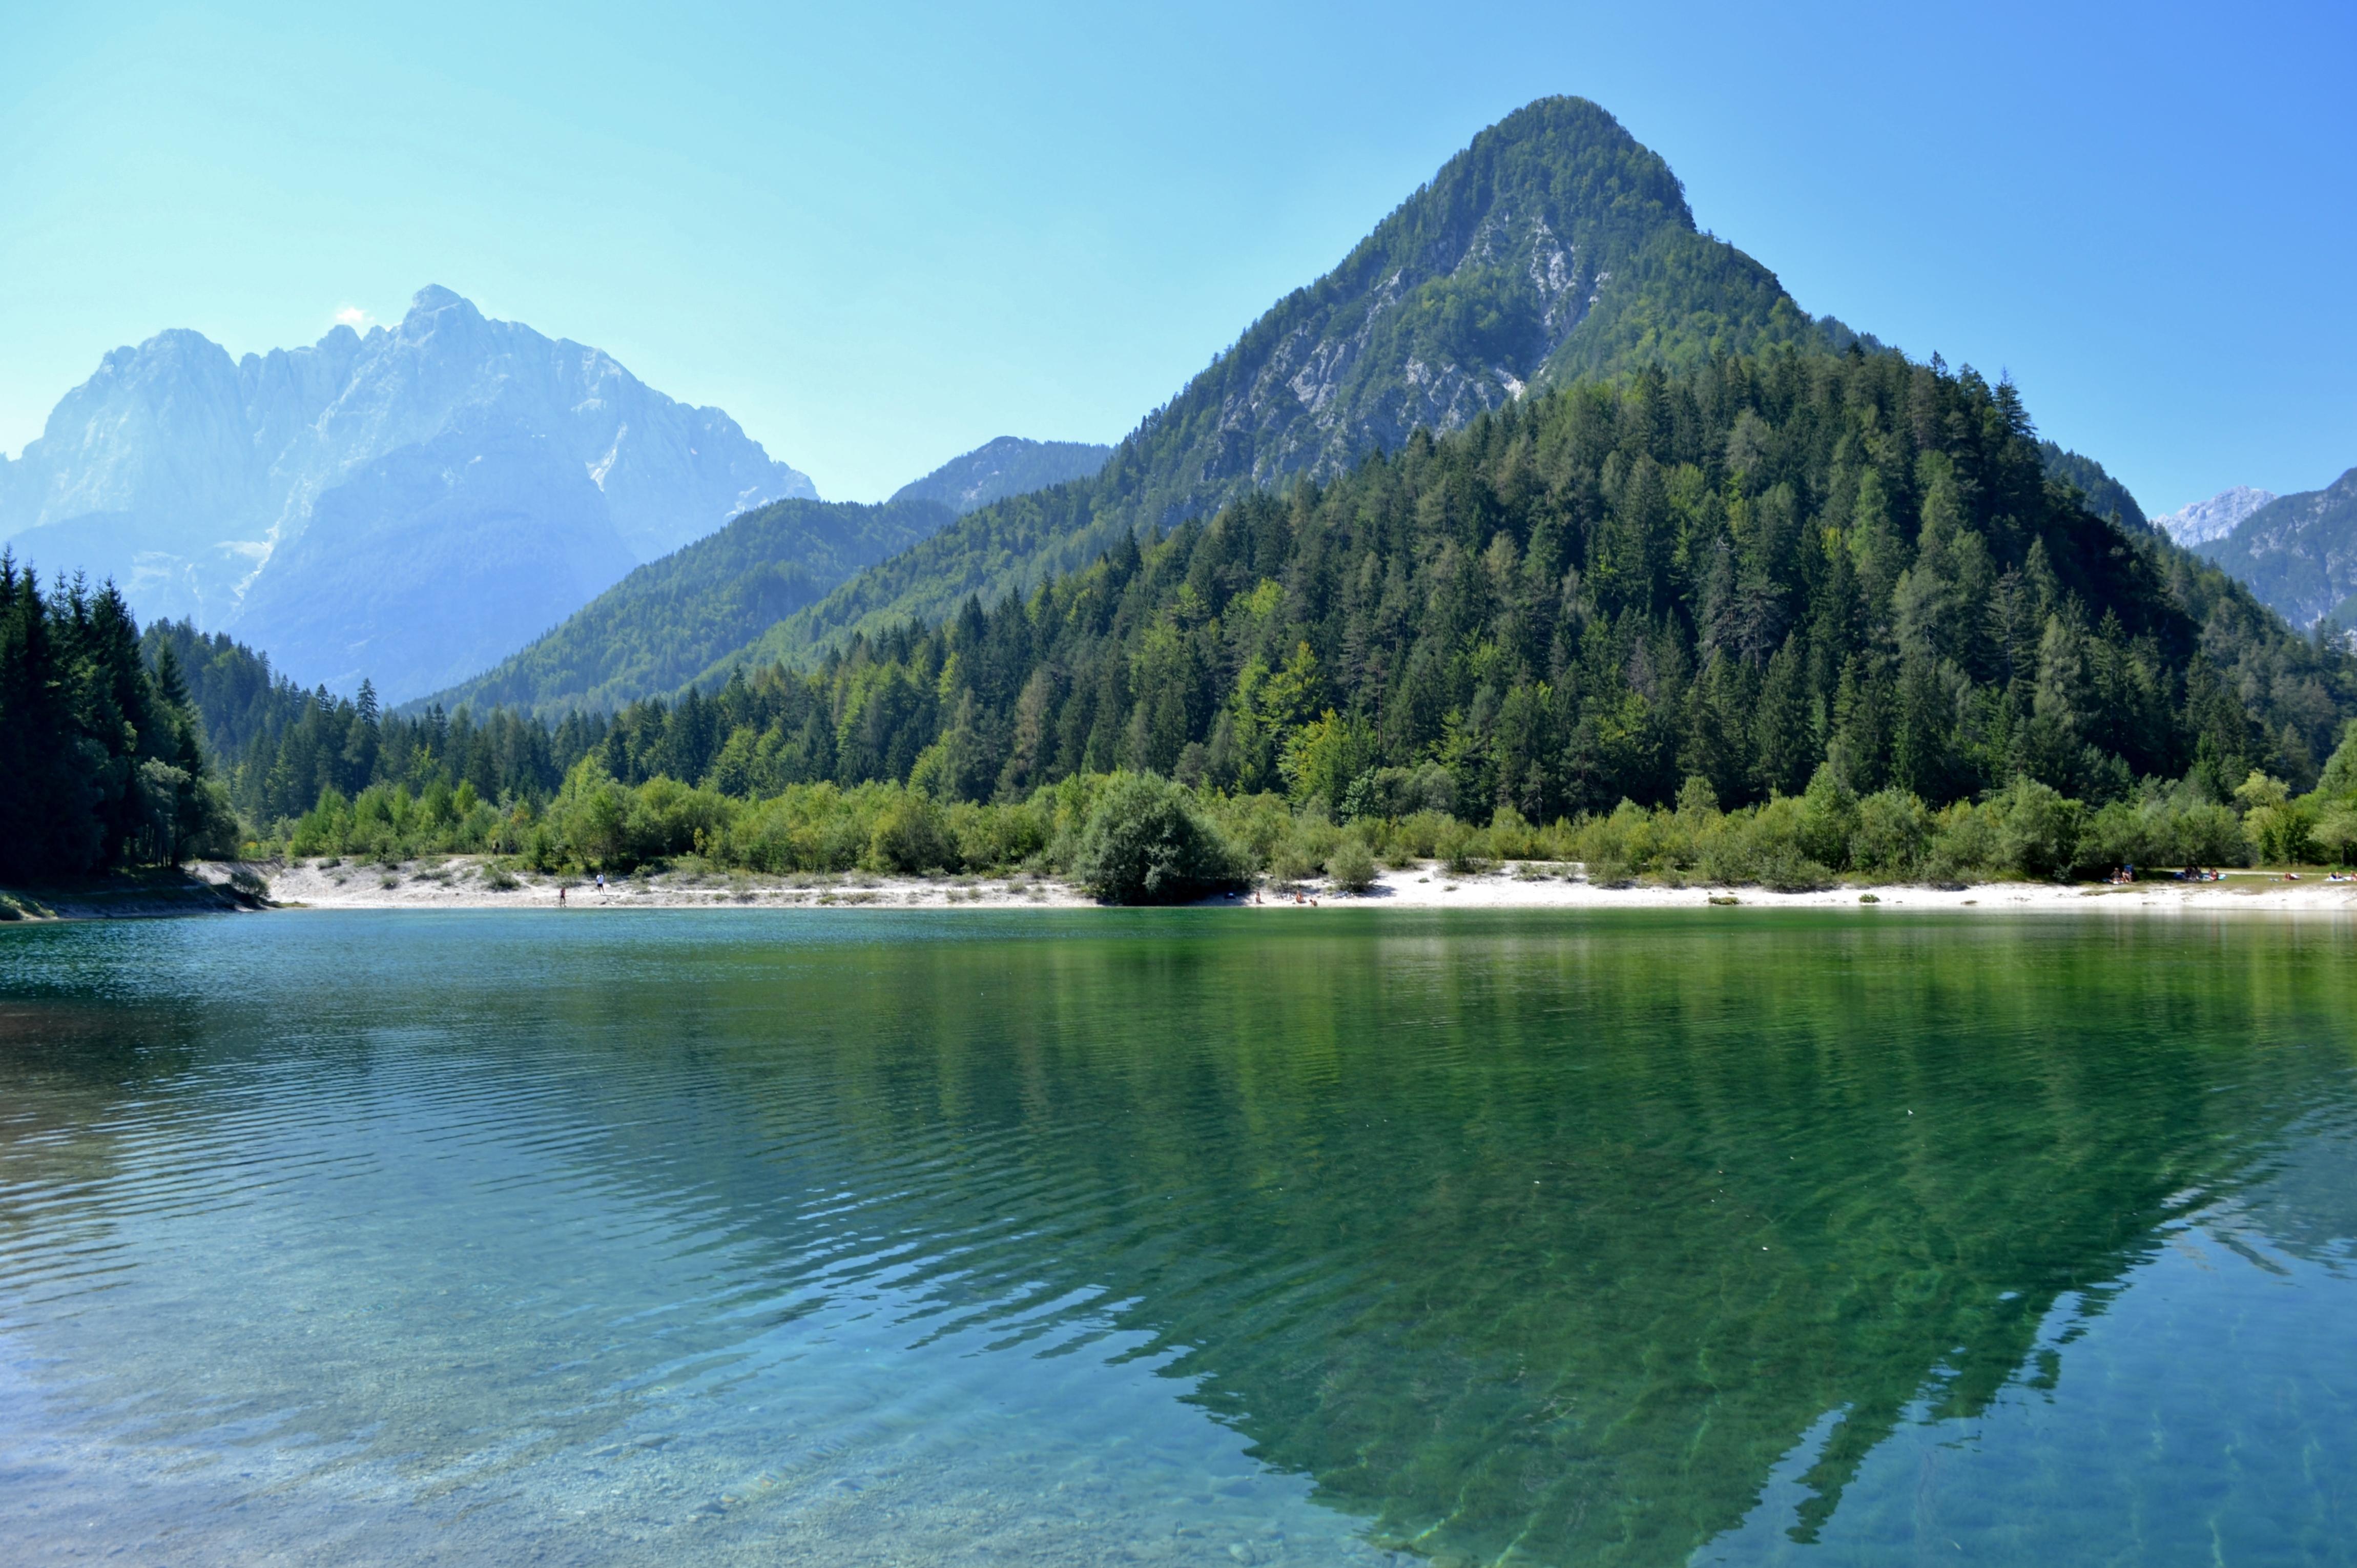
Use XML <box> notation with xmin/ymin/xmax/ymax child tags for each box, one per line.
<box><xmin>0</xmin><ymin>286</ymin><xmax>815</xmax><ymax>699</ymax></box>
<box><xmin>2155</xmin><ymin>487</ymin><xmax>2276</xmax><ymax>548</ymax></box>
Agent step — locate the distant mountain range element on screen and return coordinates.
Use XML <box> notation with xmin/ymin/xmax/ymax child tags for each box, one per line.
<box><xmin>891</xmin><ymin>437</ymin><xmax>1109</xmax><ymax>515</ymax></box>
<box><xmin>412</xmin><ymin>430</ymin><xmax>1123</xmax><ymax>716</ymax></box>
<box><xmin>0</xmin><ymin>286</ymin><xmax>816</xmax><ymax>700</ymax></box>
<box><xmin>2156</xmin><ymin>487</ymin><xmax>2276</xmax><ymax>548</ymax></box>
<box><xmin>2195</xmin><ymin>469</ymin><xmax>2357</xmax><ymax>628</ymax></box>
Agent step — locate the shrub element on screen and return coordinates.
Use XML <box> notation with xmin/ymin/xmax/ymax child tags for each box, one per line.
<box><xmin>1327</xmin><ymin>836</ymin><xmax>1379</xmax><ymax>894</ymax></box>
<box><xmin>1796</xmin><ymin>766</ymin><xmax>1859</xmax><ymax>870</ymax></box>
<box><xmin>947</xmin><ymin>799</ymin><xmax>1046</xmax><ymax>871</ymax></box>
<box><xmin>1069</xmin><ymin>772</ymin><xmax>1240</xmax><ymax>904</ymax></box>
<box><xmin>868</xmin><ymin>792</ymin><xmax>954</xmax><ymax>874</ymax></box>
<box><xmin>1438</xmin><ymin>819</ymin><xmax>1489</xmax><ymax>875</ymax></box>
<box><xmin>1266</xmin><ymin>838</ymin><xmax>1320</xmax><ymax>884</ymax></box>
<box><xmin>1986</xmin><ymin>778</ymin><xmax>2083</xmax><ymax>878</ymax></box>
<box><xmin>2165</xmin><ymin>802</ymin><xmax>2250</xmax><ymax>867</ymax></box>
<box><xmin>1850</xmin><ymin>789</ymin><xmax>1930</xmax><ymax>878</ymax></box>
<box><xmin>1754</xmin><ymin>847</ymin><xmax>1834</xmax><ymax>893</ymax></box>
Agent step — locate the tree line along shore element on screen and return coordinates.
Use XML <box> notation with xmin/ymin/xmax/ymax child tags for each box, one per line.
<box><xmin>8</xmin><ymin>349</ymin><xmax>2357</xmax><ymax>907</ymax></box>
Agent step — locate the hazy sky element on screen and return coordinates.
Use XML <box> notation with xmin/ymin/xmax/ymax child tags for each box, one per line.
<box><xmin>3</xmin><ymin>1</ymin><xmax>2350</xmax><ymax>512</ymax></box>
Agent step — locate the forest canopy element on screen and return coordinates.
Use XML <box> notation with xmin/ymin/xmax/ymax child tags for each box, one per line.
<box><xmin>0</xmin><ymin>557</ymin><xmax>234</xmax><ymax>880</ymax></box>
<box><xmin>14</xmin><ymin>347</ymin><xmax>2357</xmax><ymax>898</ymax></box>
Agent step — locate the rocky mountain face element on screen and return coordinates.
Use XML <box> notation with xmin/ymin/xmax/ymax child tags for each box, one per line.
<box><xmin>2197</xmin><ymin>469</ymin><xmax>2357</xmax><ymax>627</ymax></box>
<box><xmin>2156</xmin><ymin>487</ymin><xmax>2276</xmax><ymax>548</ymax></box>
<box><xmin>0</xmin><ymin>286</ymin><xmax>815</xmax><ymax>699</ymax></box>
<box><xmin>890</xmin><ymin>437</ymin><xmax>1110</xmax><ymax>515</ymax></box>
<box><xmin>1120</xmin><ymin>95</ymin><xmax>1826</xmax><ymax>525</ymax></box>
<box><xmin>701</xmin><ymin>96</ymin><xmax>1848</xmax><ymax>684</ymax></box>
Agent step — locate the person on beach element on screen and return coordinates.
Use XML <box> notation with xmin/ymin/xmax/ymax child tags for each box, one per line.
<box><xmin>559</xmin><ymin>885</ymin><xmax>567</xmax><ymax>906</ymax></box>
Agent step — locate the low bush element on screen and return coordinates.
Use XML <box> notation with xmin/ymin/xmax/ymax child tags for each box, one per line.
<box><xmin>1327</xmin><ymin>836</ymin><xmax>1379</xmax><ymax>894</ymax></box>
<box><xmin>1069</xmin><ymin>772</ymin><xmax>1242</xmax><ymax>904</ymax></box>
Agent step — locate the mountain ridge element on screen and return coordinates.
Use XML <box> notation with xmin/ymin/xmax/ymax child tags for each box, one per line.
<box><xmin>2158</xmin><ymin>486</ymin><xmax>2277</xmax><ymax>548</ymax></box>
<box><xmin>410</xmin><ymin>495</ymin><xmax>956</xmax><ymax>717</ymax></box>
<box><xmin>891</xmin><ymin>437</ymin><xmax>1110</xmax><ymax>515</ymax></box>
<box><xmin>2196</xmin><ymin>469</ymin><xmax>2357</xmax><ymax>628</ymax></box>
<box><xmin>0</xmin><ymin>287</ymin><xmax>817</xmax><ymax>699</ymax></box>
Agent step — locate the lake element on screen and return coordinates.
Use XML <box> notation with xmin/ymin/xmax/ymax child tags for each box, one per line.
<box><xmin>1</xmin><ymin>909</ymin><xmax>2352</xmax><ymax>1565</ymax></box>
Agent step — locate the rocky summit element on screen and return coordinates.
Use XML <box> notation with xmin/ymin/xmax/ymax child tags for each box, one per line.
<box><xmin>0</xmin><ymin>286</ymin><xmax>815</xmax><ymax>699</ymax></box>
<box><xmin>711</xmin><ymin>96</ymin><xmax>1853</xmax><ymax>680</ymax></box>
<box><xmin>2196</xmin><ymin>468</ymin><xmax>2357</xmax><ymax>628</ymax></box>
<box><xmin>2154</xmin><ymin>486</ymin><xmax>2277</xmax><ymax>547</ymax></box>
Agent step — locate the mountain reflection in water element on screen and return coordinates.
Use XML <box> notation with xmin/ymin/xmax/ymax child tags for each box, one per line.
<box><xmin>2</xmin><ymin>910</ymin><xmax>2352</xmax><ymax>1566</ymax></box>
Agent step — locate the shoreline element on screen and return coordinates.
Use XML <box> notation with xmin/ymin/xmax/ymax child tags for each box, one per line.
<box><xmin>150</xmin><ymin>856</ymin><xmax>2357</xmax><ymax>917</ymax></box>
<box><xmin>0</xmin><ymin>869</ymin><xmax>269</xmax><ymax>923</ymax></box>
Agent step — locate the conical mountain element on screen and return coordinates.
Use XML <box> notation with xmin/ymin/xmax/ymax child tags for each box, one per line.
<box><xmin>695</xmin><ymin>97</ymin><xmax>1848</xmax><ymax>684</ymax></box>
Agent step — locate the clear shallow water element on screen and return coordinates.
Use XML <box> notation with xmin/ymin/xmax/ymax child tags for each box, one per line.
<box><xmin>0</xmin><ymin>910</ymin><xmax>2352</xmax><ymax>1567</ymax></box>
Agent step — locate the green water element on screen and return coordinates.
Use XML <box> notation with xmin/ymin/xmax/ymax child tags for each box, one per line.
<box><xmin>1</xmin><ymin>910</ymin><xmax>2352</xmax><ymax>1565</ymax></box>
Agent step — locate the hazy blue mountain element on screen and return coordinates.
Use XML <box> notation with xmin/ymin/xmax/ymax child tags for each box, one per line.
<box><xmin>2156</xmin><ymin>486</ymin><xmax>2277</xmax><ymax>548</ymax></box>
<box><xmin>234</xmin><ymin>418</ymin><xmax>640</xmax><ymax>699</ymax></box>
<box><xmin>890</xmin><ymin>437</ymin><xmax>1111</xmax><ymax>514</ymax></box>
<box><xmin>0</xmin><ymin>286</ymin><xmax>816</xmax><ymax>698</ymax></box>
<box><xmin>415</xmin><ymin>496</ymin><xmax>955</xmax><ymax>717</ymax></box>
<box><xmin>2197</xmin><ymin>469</ymin><xmax>2357</xmax><ymax>627</ymax></box>
<box><xmin>705</xmin><ymin>97</ymin><xmax>1859</xmax><ymax>680</ymax></box>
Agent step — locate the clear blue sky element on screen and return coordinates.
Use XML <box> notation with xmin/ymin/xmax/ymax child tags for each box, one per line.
<box><xmin>3</xmin><ymin>1</ymin><xmax>2351</xmax><ymax>513</ymax></box>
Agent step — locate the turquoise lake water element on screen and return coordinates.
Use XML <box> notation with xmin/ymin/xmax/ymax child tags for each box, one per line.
<box><xmin>1</xmin><ymin>909</ymin><xmax>2353</xmax><ymax>1565</ymax></box>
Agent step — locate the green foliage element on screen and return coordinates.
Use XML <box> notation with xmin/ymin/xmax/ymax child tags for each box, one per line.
<box><xmin>497</xmin><ymin>350</ymin><xmax>2346</xmax><ymax>836</ymax></box>
<box><xmin>0</xmin><ymin>557</ymin><xmax>233</xmax><ymax>879</ymax></box>
<box><xmin>2037</xmin><ymin>440</ymin><xmax>2151</xmax><ymax>536</ymax></box>
<box><xmin>1068</xmin><ymin>772</ymin><xmax>1241</xmax><ymax>904</ymax></box>
<box><xmin>867</xmin><ymin>791</ymin><xmax>954</xmax><ymax>875</ymax></box>
<box><xmin>1327</xmin><ymin>835</ymin><xmax>1379</xmax><ymax>894</ymax></box>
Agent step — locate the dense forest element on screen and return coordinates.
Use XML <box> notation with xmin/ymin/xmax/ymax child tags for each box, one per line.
<box><xmin>0</xmin><ymin>557</ymin><xmax>233</xmax><ymax>880</ymax></box>
<box><xmin>41</xmin><ymin>346</ymin><xmax>2343</xmax><ymax>899</ymax></box>
<box><xmin>623</xmin><ymin>348</ymin><xmax>2348</xmax><ymax>818</ymax></box>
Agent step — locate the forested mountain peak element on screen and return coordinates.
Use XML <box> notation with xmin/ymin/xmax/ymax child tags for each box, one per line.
<box><xmin>672</xmin><ymin>98</ymin><xmax>1853</xmax><ymax>688</ymax></box>
<box><xmin>1120</xmin><ymin>94</ymin><xmax>1817</xmax><ymax>517</ymax></box>
<box><xmin>889</xmin><ymin>437</ymin><xmax>1111</xmax><ymax>515</ymax></box>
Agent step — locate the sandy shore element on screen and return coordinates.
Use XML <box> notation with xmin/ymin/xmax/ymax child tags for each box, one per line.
<box><xmin>240</xmin><ymin>856</ymin><xmax>2357</xmax><ymax>916</ymax></box>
